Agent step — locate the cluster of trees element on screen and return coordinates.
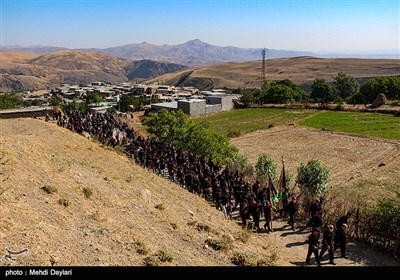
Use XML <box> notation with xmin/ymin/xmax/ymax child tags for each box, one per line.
<box><xmin>237</xmin><ymin>79</ymin><xmax>307</xmax><ymax>106</ymax></box>
<box><xmin>119</xmin><ymin>95</ymin><xmax>160</xmax><ymax>112</ymax></box>
<box><xmin>239</xmin><ymin>74</ymin><xmax>400</xmax><ymax>106</ymax></box>
<box><xmin>144</xmin><ymin>109</ymin><xmax>237</xmax><ymax>164</ymax></box>
<box><xmin>0</xmin><ymin>93</ymin><xmax>43</xmax><ymax>109</ymax></box>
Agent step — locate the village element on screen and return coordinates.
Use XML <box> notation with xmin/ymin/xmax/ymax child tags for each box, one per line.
<box><xmin>0</xmin><ymin>82</ymin><xmax>238</xmax><ymax>118</ymax></box>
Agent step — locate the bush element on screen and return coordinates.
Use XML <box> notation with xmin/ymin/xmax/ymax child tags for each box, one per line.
<box><xmin>41</xmin><ymin>185</ymin><xmax>57</xmax><ymax>194</ymax></box>
<box><xmin>156</xmin><ymin>250</ymin><xmax>174</xmax><ymax>262</ymax></box>
<box><xmin>205</xmin><ymin>237</ymin><xmax>232</xmax><ymax>252</ymax></box>
<box><xmin>154</xmin><ymin>203</ymin><xmax>165</xmax><ymax>211</ymax></box>
<box><xmin>144</xmin><ymin>256</ymin><xmax>160</xmax><ymax>266</ymax></box>
<box><xmin>237</xmin><ymin>228</ymin><xmax>251</xmax><ymax>243</ymax></box>
<box><xmin>135</xmin><ymin>240</ymin><xmax>149</xmax><ymax>255</ymax></box>
<box><xmin>357</xmin><ymin>195</ymin><xmax>400</xmax><ymax>250</ymax></box>
<box><xmin>231</xmin><ymin>252</ymin><xmax>257</xmax><ymax>266</ymax></box>
<box><xmin>82</xmin><ymin>187</ymin><xmax>92</xmax><ymax>199</ymax></box>
<box><xmin>58</xmin><ymin>198</ymin><xmax>71</xmax><ymax>207</ymax></box>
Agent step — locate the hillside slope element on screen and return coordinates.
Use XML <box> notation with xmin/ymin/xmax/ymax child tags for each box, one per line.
<box><xmin>0</xmin><ymin>118</ymin><xmax>279</xmax><ymax>266</ymax></box>
<box><xmin>146</xmin><ymin>56</ymin><xmax>400</xmax><ymax>90</ymax></box>
<box><xmin>0</xmin><ymin>51</ymin><xmax>187</xmax><ymax>92</ymax></box>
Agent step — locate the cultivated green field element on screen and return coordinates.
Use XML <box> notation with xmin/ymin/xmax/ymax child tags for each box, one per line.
<box><xmin>196</xmin><ymin>108</ymin><xmax>400</xmax><ymax>141</ymax></box>
<box><xmin>196</xmin><ymin>108</ymin><xmax>317</xmax><ymax>136</ymax></box>
<box><xmin>299</xmin><ymin>111</ymin><xmax>400</xmax><ymax>141</ymax></box>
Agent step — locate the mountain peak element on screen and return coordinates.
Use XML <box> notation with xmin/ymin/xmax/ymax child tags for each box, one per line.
<box><xmin>184</xmin><ymin>39</ymin><xmax>207</xmax><ymax>46</ymax></box>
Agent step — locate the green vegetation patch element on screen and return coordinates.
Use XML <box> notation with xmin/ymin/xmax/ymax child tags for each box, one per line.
<box><xmin>41</xmin><ymin>185</ymin><xmax>57</xmax><ymax>194</ymax></box>
<box><xmin>299</xmin><ymin>111</ymin><xmax>400</xmax><ymax>141</ymax></box>
<box><xmin>58</xmin><ymin>198</ymin><xmax>71</xmax><ymax>207</ymax></box>
<box><xmin>196</xmin><ymin>108</ymin><xmax>317</xmax><ymax>136</ymax></box>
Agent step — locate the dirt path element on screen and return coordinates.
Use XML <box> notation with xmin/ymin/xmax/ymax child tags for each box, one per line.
<box><xmin>260</xmin><ymin>217</ymin><xmax>399</xmax><ymax>266</ymax></box>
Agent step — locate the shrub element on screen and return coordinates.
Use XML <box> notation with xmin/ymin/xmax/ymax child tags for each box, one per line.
<box><xmin>155</xmin><ymin>203</ymin><xmax>165</xmax><ymax>211</ymax></box>
<box><xmin>83</xmin><ymin>187</ymin><xmax>92</xmax><ymax>199</ymax></box>
<box><xmin>205</xmin><ymin>237</ymin><xmax>232</xmax><ymax>252</ymax></box>
<box><xmin>144</xmin><ymin>256</ymin><xmax>160</xmax><ymax>266</ymax></box>
<box><xmin>135</xmin><ymin>240</ymin><xmax>149</xmax><ymax>255</ymax></box>
<box><xmin>237</xmin><ymin>228</ymin><xmax>251</xmax><ymax>243</ymax></box>
<box><xmin>156</xmin><ymin>250</ymin><xmax>174</xmax><ymax>262</ymax></box>
<box><xmin>58</xmin><ymin>198</ymin><xmax>71</xmax><ymax>207</ymax></box>
<box><xmin>357</xmin><ymin>195</ymin><xmax>400</xmax><ymax>251</ymax></box>
<box><xmin>187</xmin><ymin>220</ymin><xmax>197</xmax><ymax>226</ymax></box>
<box><xmin>41</xmin><ymin>185</ymin><xmax>57</xmax><ymax>194</ymax></box>
<box><xmin>231</xmin><ymin>252</ymin><xmax>257</xmax><ymax>266</ymax></box>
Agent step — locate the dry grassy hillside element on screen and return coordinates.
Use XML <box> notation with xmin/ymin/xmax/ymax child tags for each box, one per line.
<box><xmin>0</xmin><ymin>51</ymin><xmax>187</xmax><ymax>93</ymax></box>
<box><xmin>0</xmin><ymin>118</ymin><xmax>280</xmax><ymax>266</ymax></box>
<box><xmin>146</xmin><ymin>56</ymin><xmax>400</xmax><ymax>89</ymax></box>
<box><xmin>0</xmin><ymin>53</ymin><xmax>39</xmax><ymax>65</ymax></box>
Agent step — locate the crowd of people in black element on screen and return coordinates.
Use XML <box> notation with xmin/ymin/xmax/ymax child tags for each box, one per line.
<box><xmin>57</xmin><ymin>111</ymin><xmax>351</xmax><ymax>266</ymax></box>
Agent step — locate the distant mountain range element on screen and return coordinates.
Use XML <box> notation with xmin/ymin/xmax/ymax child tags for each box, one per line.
<box><xmin>0</xmin><ymin>51</ymin><xmax>187</xmax><ymax>92</ymax></box>
<box><xmin>2</xmin><ymin>39</ymin><xmax>316</xmax><ymax>66</ymax></box>
<box><xmin>2</xmin><ymin>39</ymin><xmax>398</xmax><ymax>67</ymax></box>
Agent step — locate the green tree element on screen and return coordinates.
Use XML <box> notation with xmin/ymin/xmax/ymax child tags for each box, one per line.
<box><xmin>50</xmin><ymin>97</ymin><xmax>62</xmax><ymax>106</ymax></box>
<box><xmin>296</xmin><ymin>159</ymin><xmax>330</xmax><ymax>201</ymax></box>
<box><xmin>0</xmin><ymin>93</ymin><xmax>22</xmax><ymax>109</ymax></box>
<box><xmin>144</xmin><ymin>109</ymin><xmax>190</xmax><ymax>147</ymax></box>
<box><xmin>62</xmin><ymin>98</ymin><xmax>87</xmax><ymax>113</ymax></box>
<box><xmin>85</xmin><ymin>92</ymin><xmax>104</xmax><ymax>105</ymax></box>
<box><xmin>334</xmin><ymin>72</ymin><xmax>360</xmax><ymax>100</ymax></box>
<box><xmin>311</xmin><ymin>78</ymin><xmax>338</xmax><ymax>103</ymax></box>
<box><xmin>239</xmin><ymin>89</ymin><xmax>255</xmax><ymax>107</ymax></box>
<box><xmin>255</xmin><ymin>153</ymin><xmax>277</xmax><ymax>185</ymax></box>
<box><xmin>265</xmin><ymin>84</ymin><xmax>296</xmax><ymax>104</ymax></box>
<box><xmin>360</xmin><ymin>76</ymin><xmax>400</xmax><ymax>103</ymax></box>
<box><xmin>144</xmin><ymin>109</ymin><xmax>237</xmax><ymax>164</ymax></box>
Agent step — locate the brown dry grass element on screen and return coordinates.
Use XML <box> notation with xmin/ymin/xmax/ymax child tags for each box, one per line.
<box><xmin>0</xmin><ymin>118</ymin><xmax>279</xmax><ymax>266</ymax></box>
<box><xmin>146</xmin><ymin>56</ymin><xmax>400</xmax><ymax>88</ymax></box>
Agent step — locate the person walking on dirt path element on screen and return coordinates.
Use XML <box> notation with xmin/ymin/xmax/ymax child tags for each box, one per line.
<box><xmin>320</xmin><ymin>224</ymin><xmax>336</xmax><ymax>265</ymax></box>
<box><xmin>306</xmin><ymin>227</ymin><xmax>321</xmax><ymax>266</ymax></box>
<box><xmin>334</xmin><ymin>223</ymin><xmax>348</xmax><ymax>258</ymax></box>
<box><xmin>336</xmin><ymin>212</ymin><xmax>352</xmax><ymax>229</ymax></box>
<box><xmin>287</xmin><ymin>197</ymin><xmax>298</xmax><ymax>231</ymax></box>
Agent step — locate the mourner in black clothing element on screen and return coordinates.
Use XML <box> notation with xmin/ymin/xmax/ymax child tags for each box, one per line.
<box><xmin>251</xmin><ymin>200</ymin><xmax>263</xmax><ymax>231</ymax></box>
<box><xmin>287</xmin><ymin>197</ymin><xmax>298</xmax><ymax>231</ymax></box>
<box><xmin>320</xmin><ymin>224</ymin><xmax>336</xmax><ymax>265</ymax></box>
<box><xmin>306</xmin><ymin>227</ymin><xmax>321</xmax><ymax>266</ymax></box>
<box><xmin>263</xmin><ymin>199</ymin><xmax>273</xmax><ymax>233</ymax></box>
<box><xmin>334</xmin><ymin>223</ymin><xmax>348</xmax><ymax>258</ymax></box>
<box><xmin>336</xmin><ymin>212</ymin><xmax>351</xmax><ymax>229</ymax></box>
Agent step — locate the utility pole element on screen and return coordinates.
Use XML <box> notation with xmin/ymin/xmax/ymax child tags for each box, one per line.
<box><xmin>261</xmin><ymin>48</ymin><xmax>266</xmax><ymax>86</ymax></box>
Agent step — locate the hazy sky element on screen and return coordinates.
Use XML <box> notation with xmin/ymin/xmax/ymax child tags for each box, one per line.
<box><xmin>1</xmin><ymin>0</ymin><xmax>399</xmax><ymax>53</ymax></box>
